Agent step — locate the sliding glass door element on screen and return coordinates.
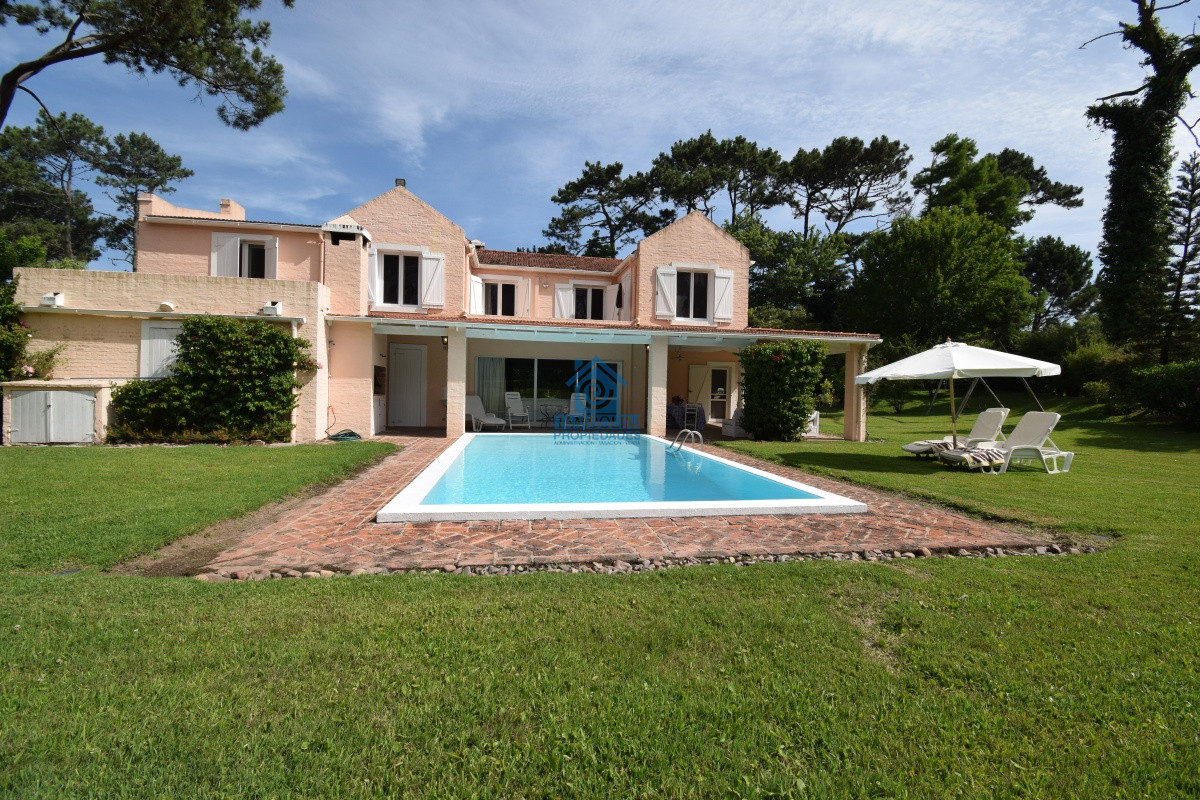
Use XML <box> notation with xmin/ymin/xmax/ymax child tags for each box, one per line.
<box><xmin>474</xmin><ymin>356</ymin><xmax>623</xmax><ymax>427</ymax></box>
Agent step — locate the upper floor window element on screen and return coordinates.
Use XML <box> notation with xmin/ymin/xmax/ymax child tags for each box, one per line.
<box><xmin>675</xmin><ymin>271</ymin><xmax>709</xmax><ymax>321</ymax></box>
<box><xmin>554</xmin><ymin>281</ymin><xmax>617</xmax><ymax>320</ymax></box>
<box><xmin>382</xmin><ymin>253</ymin><xmax>420</xmax><ymax>306</ymax></box>
<box><xmin>654</xmin><ymin>263</ymin><xmax>734</xmax><ymax>324</ymax></box>
<box><xmin>369</xmin><ymin>245</ymin><xmax>445</xmax><ymax>310</ymax></box>
<box><xmin>575</xmin><ymin>287</ymin><xmax>604</xmax><ymax>320</ymax></box>
<box><xmin>211</xmin><ymin>233</ymin><xmax>277</xmax><ymax>279</ymax></box>
<box><xmin>485</xmin><ymin>282</ymin><xmax>516</xmax><ymax>316</ymax></box>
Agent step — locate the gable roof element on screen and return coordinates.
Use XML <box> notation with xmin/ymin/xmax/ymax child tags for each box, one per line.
<box><xmin>477</xmin><ymin>249</ymin><xmax>621</xmax><ymax>273</ymax></box>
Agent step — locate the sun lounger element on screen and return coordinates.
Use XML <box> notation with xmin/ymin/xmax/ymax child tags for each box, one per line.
<box><xmin>938</xmin><ymin>411</ymin><xmax>1074</xmax><ymax>474</ymax></box>
<box><xmin>901</xmin><ymin>407</ymin><xmax>1009</xmax><ymax>456</ymax></box>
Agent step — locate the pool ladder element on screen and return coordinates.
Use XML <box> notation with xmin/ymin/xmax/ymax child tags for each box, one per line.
<box><xmin>669</xmin><ymin>428</ymin><xmax>703</xmax><ymax>452</ymax></box>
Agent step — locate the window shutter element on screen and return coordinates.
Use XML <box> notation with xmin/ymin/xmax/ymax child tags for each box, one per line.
<box><xmin>516</xmin><ymin>278</ymin><xmax>531</xmax><ymax>317</ymax></box>
<box><xmin>620</xmin><ymin>272</ymin><xmax>632</xmax><ymax>321</ymax></box>
<box><xmin>210</xmin><ymin>233</ymin><xmax>240</xmax><ymax>277</ymax></box>
<box><xmin>654</xmin><ymin>266</ymin><xmax>677</xmax><ymax>319</ymax></box>
<box><xmin>264</xmin><ymin>237</ymin><xmax>278</xmax><ymax>279</ymax></box>
<box><xmin>713</xmin><ymin>268</ymin><xmax>734</xmax><ymax>322</ymax></box>
<box><xmin>367</xmin><ymin>249</ymin><xmax>379</xmax><ymax>304</ymax></box>
<box><xmin>603</xmin><ymin>285</ymin><xmax>618</xmax><ymax>321</ymax></box>
<box><xmin>140</xmin><ymin>322</ymin><xmax>182</xmax><ymax>378</ymax></box>
<box><xmin>420</xmin><ymin>252</ymin><xmax>445</xmax><ymax>307</ymax></box>
<box><xmin>469</xmin><ymin>275</ymin><xmax>485</xmax><ymax>314</ymax></box>
<box><xmin>553</xmin><ymin>284</ymin><xmax>574</xmax><ymax>318</ymax></box>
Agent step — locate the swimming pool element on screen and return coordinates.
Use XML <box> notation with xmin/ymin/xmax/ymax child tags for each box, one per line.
<box><xmin>376</xmin><ymin>433</ymin><xmax>866</xmax><ymax>522</ymax></box>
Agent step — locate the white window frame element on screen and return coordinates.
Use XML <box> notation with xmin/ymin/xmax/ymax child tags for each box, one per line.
<box><xmin>210</xmin><ymin>233</ymin><xmax>278</xmax><ymax>279</ymax></box>
<box><xmin>369</xmin><ymin>243</ymin><xmax>445</xmax><ymax>312</ymax></box>
<box><xmin>484</xmin><ymin>280</ymin><xmax>518</xmax><ymax>317</ymax></box>
<box><xmin>140</xmin><ymin>321</ymin><xmax>183</xmax><ymax>378</ymax></box>
<box><xmin>656</xmin><ymin>262</ymin><xmax>733</xmax><ymax>325</ymax></box>
<box><xmin>568</xmin><ymin>279</ymin><xmax>610</xmax><ymax>321</ymax></box>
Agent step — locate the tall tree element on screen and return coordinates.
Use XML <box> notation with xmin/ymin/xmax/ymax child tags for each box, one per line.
<box><xmin>717</xmin><ymin>136</ymin><xmax>784</xmax><ymax>220</ymax></box>
<box><xmin>94</xmin><ymin>132</ymin><xmax>192</xmax><ymax>270</ymax></box>
<box><xmin>1164</xmin><ymin>152</ymin><xmax>1200</xmax><ymax>361</ymax></box>
<box><xmin>913</xmin><ymin>134</ymin><xmax>1029</xmax><ymax>231</ymax></box>
<box><xmin>1085</xmin><ymin>0</ymin><xmax>1200</xmax><ymax>350</ymax></box>
<box><xmin>783</xmin><ymin>135</ymin><xmax>912</xmax><ymax>238</ymax></box>
<box><xmin>649</xmin><ymin>131</ymin><xmax>724</xmax><ymax>218</ymax></box>
<box><xmin>0</xmin><ymin>0</ymin><xmax>294</xmax><ymax>130</ymax></box>
<box><xmin>0</xmin><ymin>112</ymin><xmax>105</xmax><ymax>261</ymax></box>
<box><xmin>729</xmin><ymin>215</ymin><xmax>848</xmax><ymax>330</ymax></box>
<box><xmin>845</xmin><ymin>208</ymin><xmax>1032</xmax><ymax>347</ymax></box>
<box><xmin>543</xmin><ymin>161</ymin><xmax>673</xmax><ymax>256</ymax></box>
<box><xmin>1020</xmin><ymin>236</ymin><xmax>1099</xmax><ymax>331</ymax></box>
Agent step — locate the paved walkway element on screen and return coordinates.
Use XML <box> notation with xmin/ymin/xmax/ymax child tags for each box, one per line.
<box><xmin>201</xmin><ymin>434</ymin><xmax>1050</xmax><ymax>577</ymax></box>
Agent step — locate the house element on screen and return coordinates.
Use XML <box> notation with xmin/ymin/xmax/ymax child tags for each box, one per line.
<box><xmin>2</xmin><ymin>183</ymin><xmax>879</xmax><ymax>445</ymax></box>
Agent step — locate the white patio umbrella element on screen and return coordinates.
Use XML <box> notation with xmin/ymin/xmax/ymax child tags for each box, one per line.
<box><xmin>854</xmin><ymin>341</ymin><xmax>1061</xmax><ymax>447</ymax></box>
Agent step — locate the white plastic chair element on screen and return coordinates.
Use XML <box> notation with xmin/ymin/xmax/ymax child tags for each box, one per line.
<box><xmin>902</xmin><ymin>407</ymin><xmax>1009</xmax><ymax>456</ymax></box>
<box><xmin>940</xmin><ymin>411</ymin><xmax>1074</xmax><ymax>474</ymax></box>
<box><xmin>504</xmin><ymin>391</ymin><xmax>531</xmax><ymax>429</ymax></box>
<box><xmin>465</xmin><ymin>395</ymin><xmax>506</xmax><ymax>432</ymax></box>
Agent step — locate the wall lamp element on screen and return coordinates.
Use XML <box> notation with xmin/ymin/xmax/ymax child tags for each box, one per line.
<box><xmin>441</xmin><ymin>335</ymin><xmax>449</xmax><ymax>349</ymax></box>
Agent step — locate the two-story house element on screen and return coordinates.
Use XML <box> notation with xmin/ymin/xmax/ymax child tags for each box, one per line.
<box><xmin>2</xmin><ymin>182</ymin><xmax>879</xmax><ymax>445</ymax></box>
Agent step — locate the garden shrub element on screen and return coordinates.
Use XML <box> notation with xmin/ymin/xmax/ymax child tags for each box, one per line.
<box><xmin>738</xmin><ymin>339</ymin><xmax>826</xmax><ymax>441</ymax></box>
<box><xmin>110</xmin><ymin>315</ymin><xmax>316</xmax><ymax>443</ymax></box>
<box><xmin>1060</xmin><ymin>340</ymin><xmax>1136</xmax><ymax>398</ymax></box>
<box><xmin>1130</xmin><ymin>359</ymin><xmax>1200</xmax><ymax>426</ymax></box>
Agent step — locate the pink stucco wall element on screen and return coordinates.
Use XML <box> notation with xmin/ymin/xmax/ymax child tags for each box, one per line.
<box><xmin>343</xmin><ymin>186</ymin><xmax>469</xmax><ymax>318</ymax></box>
<box><xmin>137</xmin><ymin>221</ymin><xmax>322</xmax><ymax>283</ymax></box>
<box><xmin>632</xmin><ymin>212</ymin><xmax>750</xmax><ymax>329</ymax></box>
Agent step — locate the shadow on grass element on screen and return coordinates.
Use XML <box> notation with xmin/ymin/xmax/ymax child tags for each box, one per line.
<box><xmin>1062</xmin><ymin>419</ymin><xmax>1200</xmax><ymax>453</ymax></box>
<box><xmin>743</xmin><ymin>448</ymin><xmax>945</xmax><ymax>477</ymax></box>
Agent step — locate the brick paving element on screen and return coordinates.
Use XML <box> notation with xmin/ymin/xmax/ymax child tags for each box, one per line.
<box><xmin>203</xmin><ymin>433</ymin><xmax>1050</xmax><ymax>575</ymax></box>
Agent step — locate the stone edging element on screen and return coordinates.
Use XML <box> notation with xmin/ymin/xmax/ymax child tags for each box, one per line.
<box><xmin>195</xmin><ymin>543</ymin><xmax>1092</xmax><ymax>582</ymax></box>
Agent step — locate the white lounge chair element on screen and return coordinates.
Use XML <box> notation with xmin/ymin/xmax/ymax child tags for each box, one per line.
<box><xmin>504</xmin><ymin>391</ymin><xmax>531</xmax><ymax>429</ymax></box>
<box><xmin>465</xmin><ymin>395</ymin><xmax>506</xmax><ymax>432</ymax></box>
<box><xmin>901</xmin><ymin>407</ymin><xmax>1009</xmax><ymax>456</ymax></box>
<box><xmin>939</xmin><ymin>411</ymin><xmax>1074</xmax><ymax>474</ymax></box>
<box><xmin>560</xmin><ymin>392</ymin><xmax>588</xmax><ymax>429</ymax></box>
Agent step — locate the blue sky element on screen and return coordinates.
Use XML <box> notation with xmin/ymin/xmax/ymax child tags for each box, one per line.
<box><xmin>4</xmin><ymin>0</ymin><xmax>1199</xmax><ymax>270</ymax></box>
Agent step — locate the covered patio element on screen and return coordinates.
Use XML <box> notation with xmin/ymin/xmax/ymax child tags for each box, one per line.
<box><xmin>346</xmin><ymin>315</ymin><xmax>878</xmax><ymax>441</ymax></box>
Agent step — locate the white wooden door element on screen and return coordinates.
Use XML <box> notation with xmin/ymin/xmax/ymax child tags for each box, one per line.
<box><xmin>387</xmin><ymin>344</ymin><xmax>427</xmax><ymax>427</ymax></box>
<box><xmin>11</xmin><ymin>390</ymin><xmax>95</xmax><ymax>443</ymax></box>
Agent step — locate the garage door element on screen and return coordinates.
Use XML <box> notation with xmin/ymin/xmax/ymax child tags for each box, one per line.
<box><xmin>10</xmin><ymin>390</ymin><xmax>96</xmax><ymax>444</ymax></box>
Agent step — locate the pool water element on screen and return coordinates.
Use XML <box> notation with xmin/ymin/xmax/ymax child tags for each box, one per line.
<box><xmin>377</xmin><ymin>433</ymin><xmax>867</xmax><ymax>522</ymax></box>
<box><xmin>423</xmin><ymin>434</ymin><xmax>818</xmax><ymax>504</ymax></box>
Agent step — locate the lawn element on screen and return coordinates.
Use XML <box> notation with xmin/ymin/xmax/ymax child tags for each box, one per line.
<box><xmin>1</xmin><ymin>408</ymin><xmax>1198</xmax><ymax>798</ymax></box>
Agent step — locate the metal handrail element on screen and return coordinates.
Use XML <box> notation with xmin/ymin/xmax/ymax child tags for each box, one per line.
<box><xmin>669</xmin><ymin>428</ymin><xmax>704</xmax><ymax>452</ymax></box>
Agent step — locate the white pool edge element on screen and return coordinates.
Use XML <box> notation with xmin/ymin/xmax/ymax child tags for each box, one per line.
<box><xmin>376</xmin><ymin>433</ymin><xmax>867</xmax><ymax>523</ymax></box>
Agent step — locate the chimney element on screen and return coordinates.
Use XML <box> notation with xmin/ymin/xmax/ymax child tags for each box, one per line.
<box><xmin>395</xmin><ymin>178</ymin><xmax>407</xmax><ymax>188</ymax></box>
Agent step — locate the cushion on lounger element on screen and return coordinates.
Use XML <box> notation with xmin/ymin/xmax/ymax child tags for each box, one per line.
<box><xmin>901</xmin><ymin>439</ymin><xmax>956</xmax><ymax>455</ymax></box>
<box><xmin>939</xmin><ymin>447</ymin><xmax>1006</xmax><ymax>468</ymax></box>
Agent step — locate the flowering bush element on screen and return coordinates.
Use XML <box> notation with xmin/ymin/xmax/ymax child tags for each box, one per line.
<box><xmin>738</xmin><ymin>340</ymin><xmax>827</xmax><ymax>441</ymax></box>
<box><xmin>111</xmin><ymin>315</ymin><xmax>313</xmax><ymax>443</ymax></box>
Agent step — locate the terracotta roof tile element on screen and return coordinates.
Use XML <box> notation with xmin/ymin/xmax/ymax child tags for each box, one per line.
<box><xmin>476</xmin><ymin>249</ymin><xmax>621</xmax><ymax>273</ymax></box>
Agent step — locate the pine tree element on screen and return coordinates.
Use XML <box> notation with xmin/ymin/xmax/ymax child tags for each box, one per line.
<box><xmin>1164</xmin><ymin>153</ymin><xmax>1200</xmax><ymax>362</ymax></box>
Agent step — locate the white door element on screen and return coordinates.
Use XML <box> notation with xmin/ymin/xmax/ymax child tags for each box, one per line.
<box><xmin>687</xmin><ymin>365</ymin><xmax>712</xmax><ymax>420</ymax></box>
<box><xmin>387</xmin><ymin>344</ymin><xmax>426</xmax><ymax>427</ymax></box>
<box><xmin>11</xmin><ymin>390</ymin><xmax>95</xmax><ymax>443</ymax></box>
<box><xmin>709</xmin><ymin>367</ymin><xmax>729</xmax><ymax>421</ymax></box>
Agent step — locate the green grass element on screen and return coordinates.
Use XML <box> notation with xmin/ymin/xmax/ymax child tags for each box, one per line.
<box><xmin>0</xmin><ymin>442</ymin><xmax>395</xmax><ymax>572</ymax></box>
<box><xmin>0</xmin><ymin>410</ymin><xmax>1198</xmax><ymax>798</ymax></box>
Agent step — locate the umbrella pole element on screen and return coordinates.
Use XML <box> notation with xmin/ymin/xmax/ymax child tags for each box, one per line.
<box><xmin>949</xmin><ymin>377</ymin><xmax>958</xmax><ymax>448</ymax></box>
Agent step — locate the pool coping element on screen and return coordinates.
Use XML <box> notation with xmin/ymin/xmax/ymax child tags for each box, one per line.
<box><xmin>375</xmin><ymin>432</ymin><xmax>868</xmax><ymax>522</ymax></box>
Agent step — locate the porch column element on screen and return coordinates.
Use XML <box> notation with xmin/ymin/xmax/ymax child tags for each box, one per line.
<box><xmin>843</xmin><ymin>343</ymin><xmax>868</xmax><ymax>442</ymax></box>
<box><xmin>445</xmin><ymin>328</ymin><xmax>467</xmax><ymax>439</ymax></box>
<box><xmin>646</xmin><ymin>336</ymin><xmax>668</xmax><ymax>438</ymax></box>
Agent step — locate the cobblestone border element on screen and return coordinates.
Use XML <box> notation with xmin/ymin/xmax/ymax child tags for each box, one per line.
<box><xmin>194</xmin><ymin>543</ymin><xmax>1093</xmax><ymax>582</ymax></box>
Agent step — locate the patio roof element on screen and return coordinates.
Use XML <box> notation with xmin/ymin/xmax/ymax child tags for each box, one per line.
<box><xmin>329</xmin><ymin>313</ymin><xmax>880</xmax><ymax>353</ymax></box>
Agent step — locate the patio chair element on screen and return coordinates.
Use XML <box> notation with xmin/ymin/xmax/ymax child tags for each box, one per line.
<box><xmin>504</xmin><ymin>391</ymin><xmax>531</xmax><ymax>429</ymax></box>
<box><xmin>901</xmin><ymin>407</ymin><xmax>1009</xmax><ymax>457</ymax></box>
<box><xmin>465</xmin><ymin>395</ymin><xmax>506</xmax><ymax>432</ymax></box>
<box><xmin>560</xmin><ymin>392</ymin><xmax>588</xmax><ymax>429</ymax></box>
<box><xmin>938</xmin><ymin>411</ymin><xmax>1074</xmax><ymax>474</ymax></box>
